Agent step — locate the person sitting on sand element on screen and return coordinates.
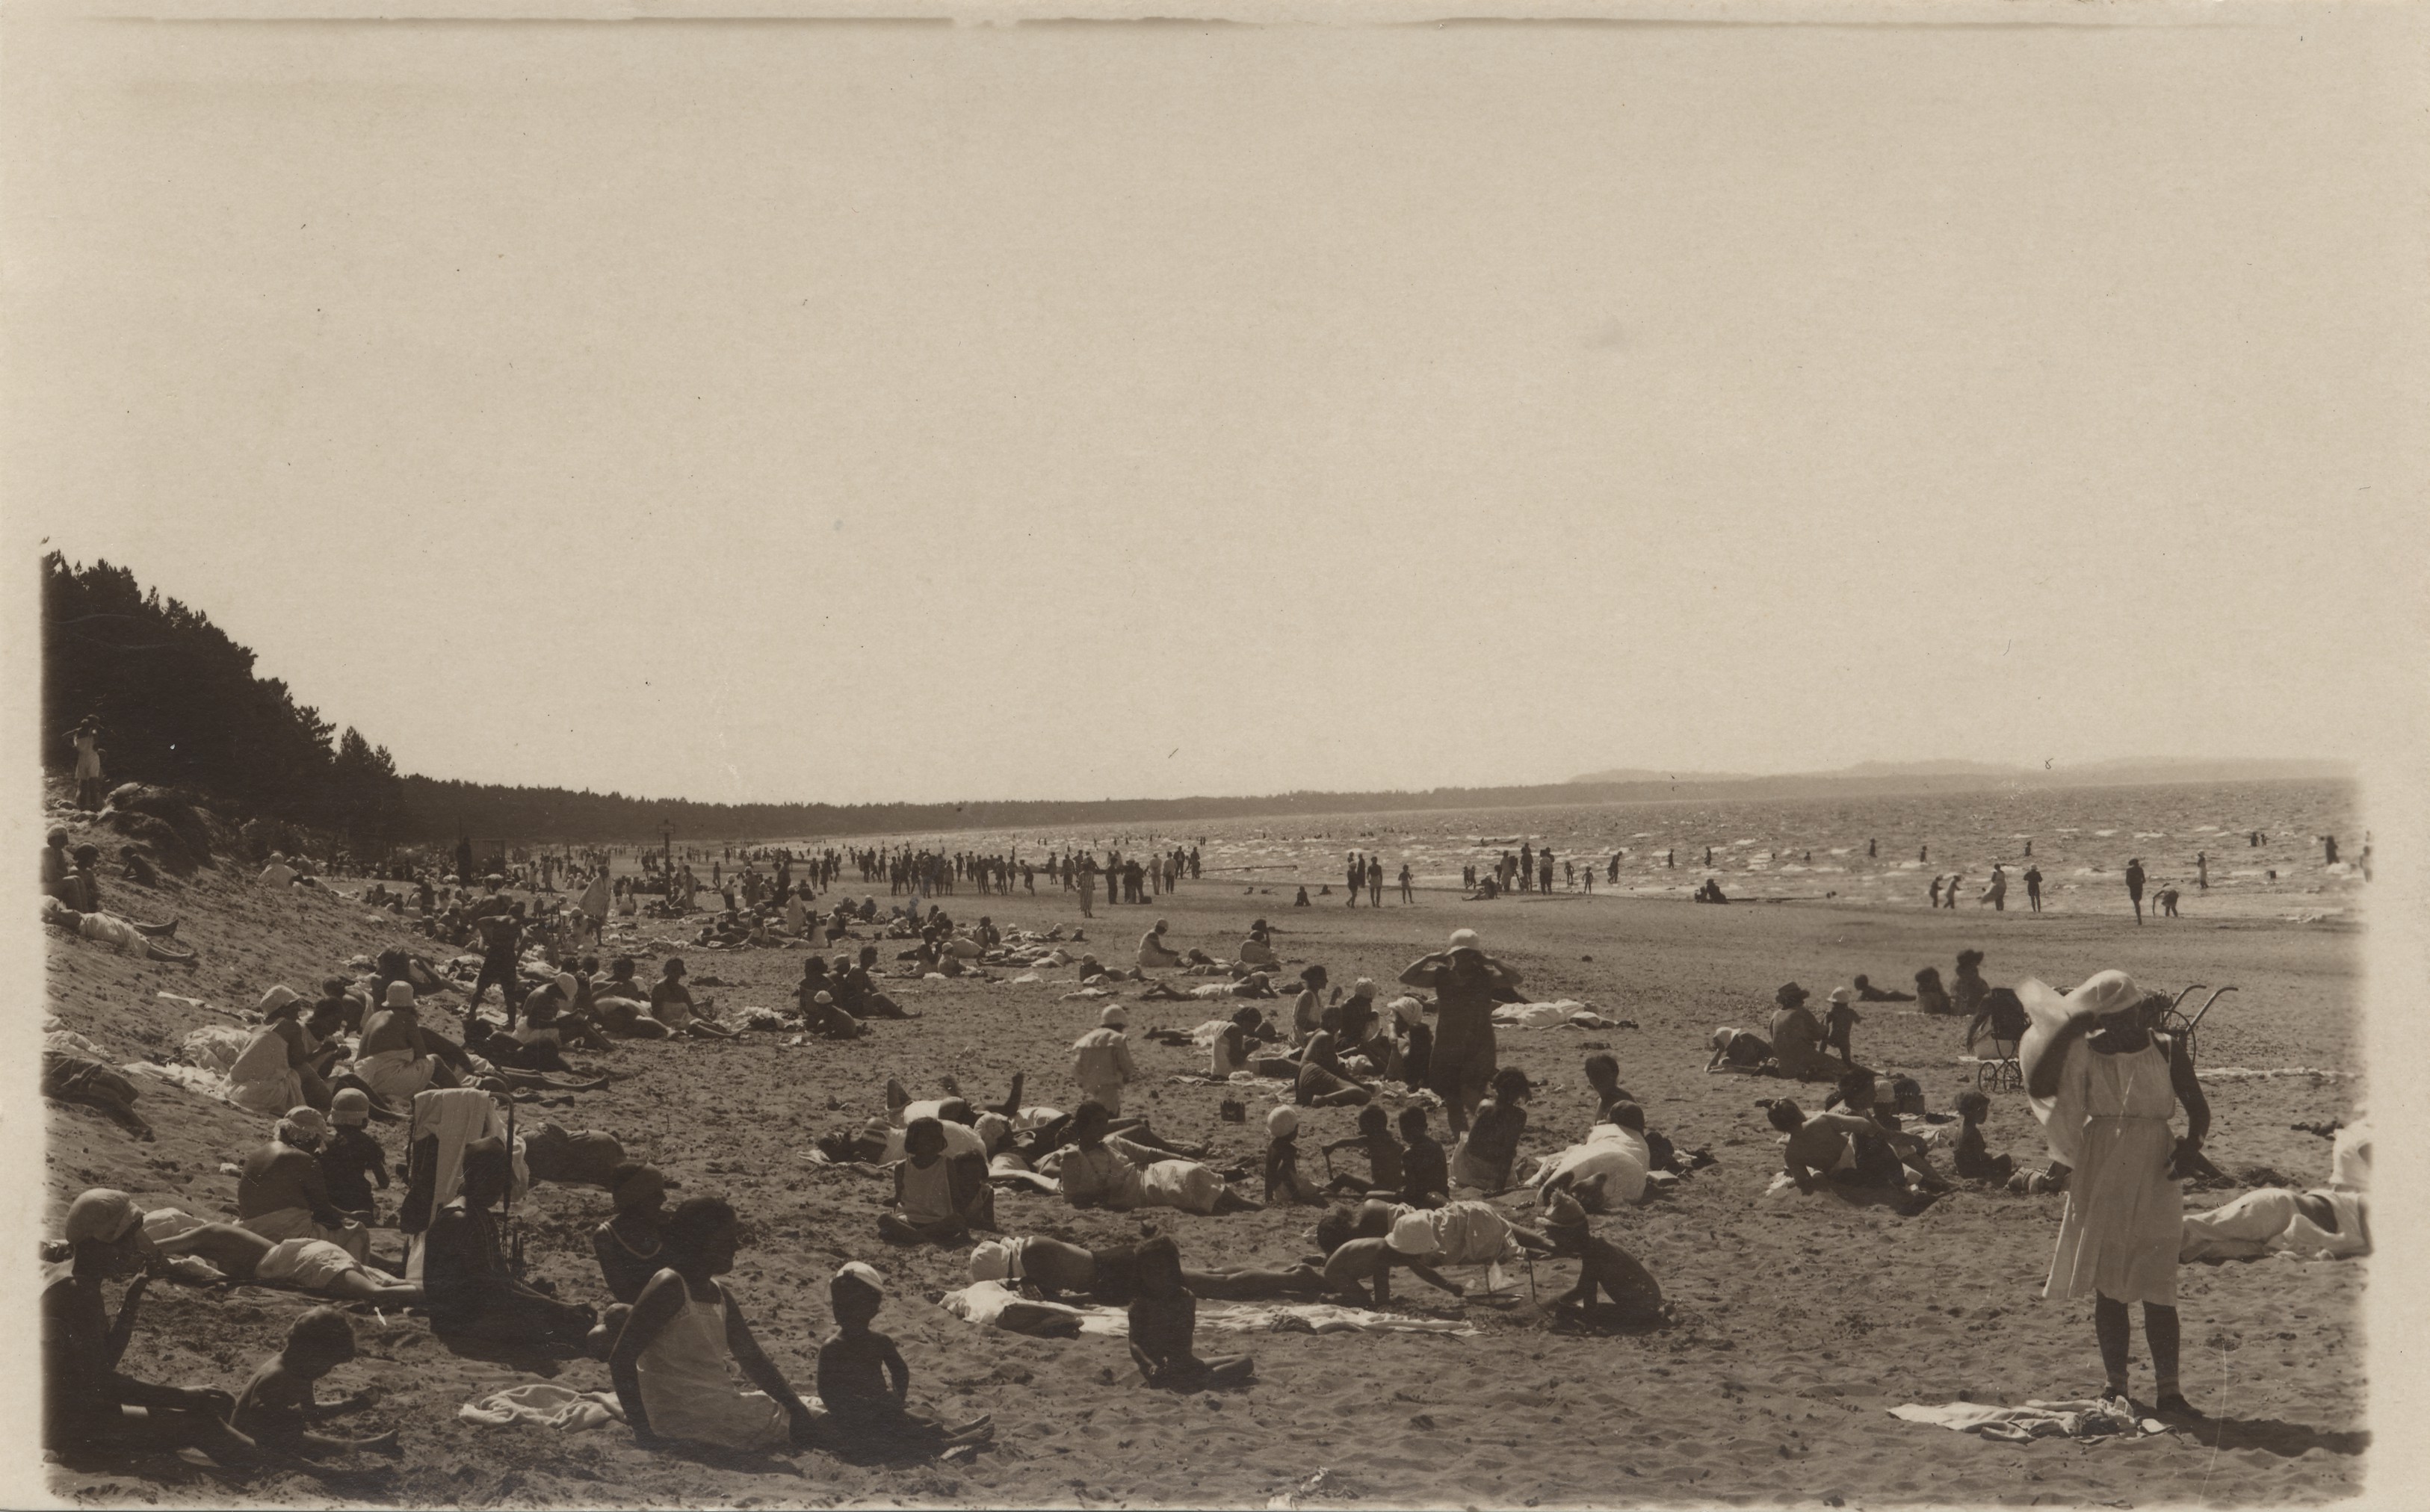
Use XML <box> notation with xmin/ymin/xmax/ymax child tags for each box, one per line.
<box><xmin>1057</xmin><ymin>1101</ymin><xmax>1261</xmax><ymax>1215</ymax></box>
<box><xmin>1952</xmin><ymin>949</ymin><xmax>1990</xmax><ymax>1021</ymax></box>
<box><xmin>1293</xmin><ymin>886</ymin><xmax>1311</xmax><ymax>907</ymax></box>
<box><xmin>1288</xmin><ymin>965</ymin><xmax>1329</xmax><ymax>1044</ymax></box>
<box><xmin>239</xmin><ymin>1111</ymin><xmax>371</xmax><ymax>1261</ymax></box>
<box><xmin>1537</xmin><ymin>1189</ymin><xmax>1665</xmax><ymax>1328</ymax></box>
<box><xmin>817</xmin><ymin>1263</ymin><xmax>993</xmax><ymax>1459</ymax></box>
<box><xmin>610</xmin><ymin>1198</ymin><xmax>820</xmax><ymax>1454</ymax></box>
<box><xmin>593</xmin><ymin>1163</ymin><xmax>673</xmax><ymax>1305</ymax></box>
<box><xmin>354</xmin><ymin>982</ymin><xmax>481</xmax><ymax>1105</ymax></box>
<box><xmin>1852</xmin><ymin>973</ymin><xmax>1914</xmax><ymax>1003</ymax></box>
<box><xmin>651</xmin><ymin>958</ymin><xmax>742</xmax><ymax>1039</ymax></box>
<box><xmin>1128</xmin><ymin>1236</ymin><xmax>1256</xmax><ymax>1390</ymax></box>
<box><xmin>1450</xmin><ymin>1067</ymin><xmax>1533</xmax><ymax>1193</ymax></box>
<box><xmin>229</xmin><ymin>987</ymin><xmax>338</xmax><ymax>1115</ymax></box>
<box><xmin>879</xmin><ymin>1118</ymin><xmax>995</xmax><ymax>1245</ymax></box>
<box><xmin>1767</xmin><ymin>983</ymin><xmax>1841</xmax><ymax>1082</ymax></box>
<box><xmin>1321</xmin><ymin>1105</ymin><xmax>1405</xmax><ymax>1197</ymax></box>
<box><xmin>230</xmin><ymin>1308</ymin><xmax>400</xmax><ymax>1466</ymax></box>
<box><xmin>1293</xmin><ymin>1020</ymin><xmax>1373</xmax><ymax>1108</ymax></box>
<box><xmin>1952</xmin><ymin>1090</ymin><xmax>2014</xmax><ymax>1184</ymax></box>
<box><xmin>1137</xmin><ymin>918</ymin><xmax>1184</xmax><ymax>970</ymax></box>
<box><xmin>1766</xmin><ymin>1097</ymin><xmax>1947</xmax><ymax>1205</ymax></box>
<box><xmin>1237</xmin><ymin>924</ymin><xmax>1280</xmax><ymax>969</ymax></box>
<box><xmin>1397</xmin><ymin>1107</ymin><xmax>1450</xmax><ymax>1208</ymax></box>
<box><xmin>593</xmin><ymin>957</ymin><xmax>675</xmax><ymax>1040</ymax></box>
<box><xmin>424</xmin><ymin>1138</ymin><xmax>597</xmax><ymax>1348</ymax></box>
<box><xmin>1966</xmin><ymin>985</ymin><xmax>2031</xmax><ymax>1065</ymax></box>
<box><xmin>801</xmin><ymin>988</ymin><xmax>866</xmax><ymax>1040</ymax></box>
<box><xmin>1264</xmin><ymin>1106</ymin><xmax>1327</xmax><ymax>1205</ymax></box>
<box><xmin>1821</xmin><ymin>987</ymin><xmax>1863</xmax><ymax>1067</ymax></box>
<box><xmin>835</xmin><ymin>947</ymin><xmax>915</xmax><ymax>1019</ymax></box>
<box><xmin>1902</xmin><ymin>970</ymin><xmax>1947</xmax><ymax>1020</ymax></box>
<box><xmin>1209</xmin><ymin>1005</ymin><xmax>1280</xmax><ymax>1076</ymax></box>
<box><xmin>316</xmin><ymin>1090</ymin><xmax>391</xmax><ymax>1221</ymax></box>
<box><xmin>43</xmin><ymin>1190</ymin><xmax>260</xmax><ymax>1467</ymax></box>
<box><xmin>1319</xmin><ymin>1210</ymin><xmax>1466</xmax><ymax>1309</ymax></box>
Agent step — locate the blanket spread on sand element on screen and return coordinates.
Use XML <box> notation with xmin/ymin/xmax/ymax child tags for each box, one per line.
<box><xmin>459</xmin><ymin>1383</ymin><xmax>628</xmax><ymax>1431</ymax></box>
<box><xmin>1890</xmin><ymin>1399</ymin><xmax>2169</xmax><ymax>1442</ymax></box>
<box><xmin>939</xmin><ymin>1282</ymin><xmax>1477</xmax><ymax>1339</ymax></box>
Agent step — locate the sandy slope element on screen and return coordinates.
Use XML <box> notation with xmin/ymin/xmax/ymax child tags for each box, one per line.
<box><xmin>44</xmin><ymin>827</ymin><xmax>2367</xmax><ymax>1508</ymax></box>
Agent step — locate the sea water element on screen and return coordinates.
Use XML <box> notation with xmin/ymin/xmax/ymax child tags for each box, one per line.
<box><xmin>779</xmin><ymin>778</ymin><xmax>2364</xmax><ymax>917</ymax></box>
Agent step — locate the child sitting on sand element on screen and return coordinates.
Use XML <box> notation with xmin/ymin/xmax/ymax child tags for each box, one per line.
<box><xmin>1537</xmin><ymin>1189</ymin><xmax>1665</xmax><ymax>1330</ymax></box>
<box><xmin>1822</xmin><ymin>988</ymin><xmax>1862</xmax><ymax>1067</ymax></box>
<box><xmin>1450</xmin><ymin>1067</ymin><xmax>1531</xmax><ymax>1194</ymax></box>
<box><xmin>1583</xmin><ymin>1053</ymin><xmax>1637</xmax><ymax>1116</ymax></box>
<box><xmin>1953</xmin><ymin>1090</ymin><xmax>2014</xmax><ymax>1184</ymax></box>
<box><xmin>1264</xmin><ymin>1107</ymin><xmax>1326</xmax><ymax>1206</ymax></box>
<box><xmin>1319</xmin><ymin>1211</ymin><xmax>1466</xmax><ymax>1309</ymax></box>
<box><xmin>817</xmin><ymin>1263</ymin><xmax>993</xmax><ymax>1458</ymax></box>
<box><xmin>315</xmin><ymin>1089</ymin><xmax>389</xmax><ymax>1221</ymax></box>
<box><xmin>231</xmin><ymin>1307</ymin><xmax>399</xmax><ymax>1465</ymax></box>
<box><xmin>879</xmin><ymin>1118</ymin><xmax>993</xmax><ymax>1245</ymax></box>
<box><xmin>1127</xmin><ymin>1236</ymin><xmax>1255</xmax><ymax>1390</ymax></box>
<box><xmin>1320</xmin><ymin>1105</ymin><xmax>1404</xmax><ymax>1197</ymax></box>
<box><xmin>1398</xmin><ymin>1106</ymin><xmax>1449</xmax><ymax>1208</ymax></box>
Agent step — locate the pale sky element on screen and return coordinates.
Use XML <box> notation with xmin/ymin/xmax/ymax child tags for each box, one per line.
<box><xmin>7</xmin><ymin>7</ymin><xmax>2424</xmax><ymax>806</ymax></box>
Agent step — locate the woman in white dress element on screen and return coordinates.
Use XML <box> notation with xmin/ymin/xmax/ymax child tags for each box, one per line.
<box><xmin>2021</xmin><ymin>969</ymin><xmax>2211</xmax><ymax>1417</ymax></box>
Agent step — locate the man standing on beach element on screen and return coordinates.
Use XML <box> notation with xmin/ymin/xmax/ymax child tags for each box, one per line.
<box><xmin>2024</xmin><ymin>865</ymin><xmax>2044</xmax><ymax>912</ymax></box>
<box><xmin>2196</xmin><ymin>852</ymin><xmax>2209</xmax><ymax>891</ymax></box>
<box><xmin>1398</xmin><ymin>929</ymin><xmax>1521</xmax><ymax>1137</ymax></box>
<box><xmin>2124</xmin><ymin>858</ymin><xmax>2147</xmax><ymax>924</ymax></box>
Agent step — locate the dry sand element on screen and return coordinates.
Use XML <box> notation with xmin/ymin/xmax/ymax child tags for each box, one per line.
<box><xmin>44</xmin><ymin>834</ymin><xmax>2367</xmax><ymax>1507</ymax></box>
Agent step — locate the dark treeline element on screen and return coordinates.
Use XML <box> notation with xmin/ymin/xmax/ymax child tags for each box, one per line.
<box><xmin>42</xmin><ymin>554</ymin><xmax>409</xmax><ymax>853</ymax></box>
<box><xmin>397</xmin><ymin>775</ymin><xmax>1755</xmax><ymax>845</ymax></box>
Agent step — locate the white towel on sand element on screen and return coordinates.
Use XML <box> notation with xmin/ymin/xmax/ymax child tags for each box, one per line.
<box><xmin>1890</xmin><ymin>1398</ymin><xmax>2167</xmax><ymax>1441</ymax></box>
<box><xmin>459</xmin><ymin>1383</ymin><xmax>628</xmax><ymax>1432</ymax></box>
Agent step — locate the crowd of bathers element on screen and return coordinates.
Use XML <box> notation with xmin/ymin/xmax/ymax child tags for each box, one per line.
<box><xmin>43</xmin><ymin>819</ymin><xmax>2369</xmax><ymax>1485</ymax></box>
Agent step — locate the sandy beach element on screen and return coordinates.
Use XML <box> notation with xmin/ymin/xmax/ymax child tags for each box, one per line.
<box><xmin>43</xmin><ymin>819</ymin><xmax>2367</xmax><ymax>1508</ymax></box>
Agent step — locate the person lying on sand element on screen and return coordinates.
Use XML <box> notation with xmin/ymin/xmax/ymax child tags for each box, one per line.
<box><xmin>1852</xmin><ymin>974</ymin><xmax>1914</xmax><ymax>1003</ymax></box>
<box><xmin>231</xmin><ymin>1308</ymin><xmax>400</xmax><ymax>1466</ymax></box>
<box><xmin>2180</xmin><ymin>1121</ymin><xmax>2369</xmax><ymax>1262</ymax></box>
<box><xmin>1128</xmin><ymin>1236</ymin><xmax>1256</xmax><ymax>1389</ymax></box>
<box><xmin>972</xmin><ymin>1234</ymin><xmax>1327</xmax><ymax>1303</ymax></box>
<box><xmin>1707</xmin><ymin>1025</ymin><xmax>1773</xmax><ymax>1074</ymax></box>
<box><xmin>1057</xmin><ymin>1101</ymin><xmax>1261</xmax><ymax>1215</ymax></box>
<box><xmin>608</xmin><ymin>1200</ymin><xmax>820</xmax><ymax>1455</ymax></box>
<box><xmin>119</xmin><ymin>1206</ymin><xmax>417</xmax><ymax>1302</ymax></box>
<box><xmin>43</xmin><ymin>1191</ymin><xmax>260</xmax><ymax>1467</ymax></box>
<box><xmin>41</xmin><ymin>894</ymin><xmax>192</xmax><ymax>962</ymax></box>
<box><xmin>818</xmin><ymin>1263</ymin><xmax>993</xmax><ymax>1459</ymax></box>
